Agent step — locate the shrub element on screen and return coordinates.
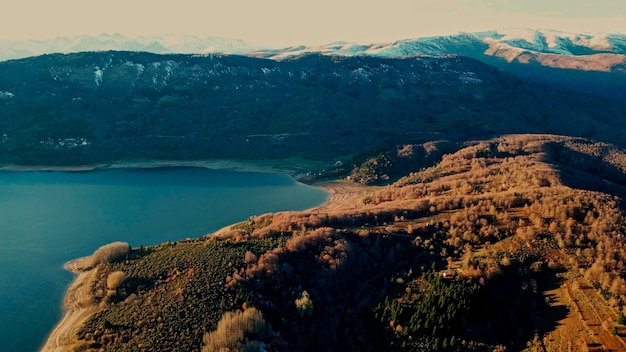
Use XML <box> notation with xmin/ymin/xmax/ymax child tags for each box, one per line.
<box><xmin>90</xmin><ymin>241</ymin><xmax>131</xmax><ymax>266</ymax></box>
<box><xmin>295</xmin><ymin>291</ymin><xmax>314</xmax><ymax>319</ymax></box>
<box><xmin>244</xmin><ymin>251</ymin><xmax>257</xmax><ymax>265</ymax></box>
<box><xmin>202</xmin><ymin>307</ymin><xmax>271</xmax><ymax>352</ymax></box>
<box><xmin>106</xmin><ymin>271</ymin><xmax>128</xmax><ymax>290</ymax></box>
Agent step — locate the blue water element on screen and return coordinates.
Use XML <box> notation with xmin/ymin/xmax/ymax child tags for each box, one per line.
<box><xmin>0</xmin><ymin>167</ymin><xmax>327</xmax><ymax>352</ymax></box>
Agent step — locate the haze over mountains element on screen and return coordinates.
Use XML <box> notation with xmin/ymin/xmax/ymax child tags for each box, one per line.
<box><xmin>0</xmin><ymin>33</ymin><xmax>259</xmax><ymax>62</ymax></box>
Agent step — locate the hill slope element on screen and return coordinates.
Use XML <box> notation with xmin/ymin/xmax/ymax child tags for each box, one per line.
<box><xmin>45</xmin><ymin>134</ymin><xmax>626</xmax><ymax>351</ymax></box>
<box><xmin>2</xmin><ymin>51</ymin><xmax>626</xmax><ymax>167</ymax></box>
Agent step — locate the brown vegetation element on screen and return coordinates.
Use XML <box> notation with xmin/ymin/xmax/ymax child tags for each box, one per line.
<box><xmin>485</xmin><ymin>39</ymin><xmax>626</xmax><ymax>72</ymax></box>
<box><xmin>106</xmin><ymin>271</ymin><xmax>127</xmax><ymax>291</ymax></box>
<box><xmin>201</xmin><ymin>307</ymin><xmax>272</xmax><ymax>352</ymax></box>
<box><xmin>64</xmin><ymin>134</ymin><xmax>626</xmax><ymax>351</ymax></box>
<box><xmin>89</xmin><ymin>242</ymin><xmax>131</xmax><ymax>268</ymax></box>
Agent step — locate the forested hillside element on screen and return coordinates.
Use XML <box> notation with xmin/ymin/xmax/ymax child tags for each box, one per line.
<box><xmin>2</xmin><ymin>52</ymin><xmax>626</xmax><ymax>166</ymax></box>
<box><xmin>61</xmin><ymin>135</ymin><xmax>626</xmax><ymax>351</ymax></box>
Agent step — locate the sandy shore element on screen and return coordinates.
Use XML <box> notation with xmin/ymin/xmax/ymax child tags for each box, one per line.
<box><xmin>309</xmin><ymin>180</ymin><xmax>369</xmax><ymax>211</ymax></box>
<box><xmin>40</xmin><ymin>258</ymin><xmax>99</xmax><ymax>352</ymax></box>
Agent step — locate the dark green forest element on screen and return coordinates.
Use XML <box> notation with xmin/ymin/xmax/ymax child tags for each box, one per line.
<box><xmin>2</xmin><ymin>51</ymin><xmax>626</xmax><ymax>166</ymax></box>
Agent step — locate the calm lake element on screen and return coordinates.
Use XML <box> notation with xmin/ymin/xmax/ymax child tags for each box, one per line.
<box><xmin>0</xmin><ymin>167</ymin><xmax>328</xmax><ymax>352</ymax></box>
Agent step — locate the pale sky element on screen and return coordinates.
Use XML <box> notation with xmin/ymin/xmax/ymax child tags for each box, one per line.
<box><xmin>2</xmin><ymin>0</ymin><xmax>626</xmax><ymax>46</ymax></box>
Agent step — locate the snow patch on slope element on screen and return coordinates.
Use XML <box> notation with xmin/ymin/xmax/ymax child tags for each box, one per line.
<box><xmin>0</xmin><ymin>91</ymin><xmax>14</xmax><ymax>99</ymax></box>
<box><xmin>458</xmin><ymin>71</ymin><xmax>482</xmax><ymax>84</ymax></box>
<box><xmin>150</xmin><ymin>60</ymin><xmax>179</xmax><ymax>87</ymax></box>
<box><xmin>124</xmin><ymin>61</ymin><xmax>145</xmax><ymax>77</ymax></box>
<box><xmin>94</xmin><ymin>67</ymin><xmax>103</xmax><ymax>86</ymax></box>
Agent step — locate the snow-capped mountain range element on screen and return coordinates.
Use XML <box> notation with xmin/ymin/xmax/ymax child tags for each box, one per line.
<box><xmin>252</xmin><ymin>30</ymin><xmax>626</xmax><ymax>60</ymax></box>
<box><xmin>250</xmin><ymin>29</ymin><xmax>626</xmax><ymax>70</ymax></box>
<box><xmin>2</xmin><ymin>30</ymin><xmax>625</xmax><ymax>101</ymax></box>
<box><xmin>246</xmin><ymin>29</ymin><xmax>626</xmax><ymax>102</ymax></box>
<box><xmin>3</xmin><ymin>30</ymin><xmax>626</xmax><ymax>64</ymax></box>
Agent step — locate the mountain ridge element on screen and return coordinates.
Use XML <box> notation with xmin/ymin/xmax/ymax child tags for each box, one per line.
<box><xmin>248</xmin><ymin>30</ymin><xmax>626</xmax><ymax>102</ymax></box>
<box><xmin>249</xmin><ymin>29</ymin><xmax>626</xmax><ymax>63</ymax></box>
<box><xmin>3</xmin><ymin>30</ymin><xmax>625</xmax><ymax>62</ymax></box>
<box><xmin>4</xmin><ymin>30</ymin><xmax>625</xmax><ymax>102</ymax></box>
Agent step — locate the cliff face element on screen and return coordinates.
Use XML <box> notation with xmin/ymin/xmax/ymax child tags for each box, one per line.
<box><xmin>2</xmin><ymin>51</ymin><xmax>626</xmax><ymax>166</ymax></box>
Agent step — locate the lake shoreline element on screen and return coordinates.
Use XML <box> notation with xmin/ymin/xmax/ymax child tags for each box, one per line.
<box><xmin>36</xmin><ymin>166</ymin><xmax>344</xmax><ymax>352</ymax></box>
<box><xmin>0</xmin><ymin>158</ymin><xmax>330</xmax><ymax>178</ymax></box>
<box><xmin>39</xmin><ymin>178</ymin><xmax>361</xmax><ymax>352</ymax></box>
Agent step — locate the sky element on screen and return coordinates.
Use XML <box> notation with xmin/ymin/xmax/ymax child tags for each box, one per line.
<box><xmin>2</xmin><ymin>0</ymin><xmax>626</xmax><ymax>46</ymax></box>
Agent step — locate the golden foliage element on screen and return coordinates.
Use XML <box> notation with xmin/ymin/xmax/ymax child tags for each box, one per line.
<box><xmin>77</xmin><ymin>134</ymin><xmax>626</xmax><ymax>350</ymax></box>
<box><xmin>201</xmin><ymin>307</ymin><xmax>271</xmax><ymax>352</ymax></box>
<box><xmin>106</xmin><ymin>271</ymin><xmax>127</xmax><ymax>290</ymax></box>
<box><xmin>90</xmin><ymin>241</ymin><xmax>131</xmax><ymax>267</ymax></box>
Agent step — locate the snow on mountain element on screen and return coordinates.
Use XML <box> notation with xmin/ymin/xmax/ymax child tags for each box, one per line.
<box><xmin>0</xmin><ymin>91</ymin><xmax>14</xmax><ymax>100</ymax></box>
<box><xmin>254</xmin><ymin>30</ymin><xmax>623</xmax><ymax>57</ymax></box>
<box><xmin>493</xmin><ymin>29</ymin><xmax>617</xmax><ymax>55</ymax></box>
<box><xmin>3</xmin><ymin>30</ymin><xmax>626</xmax><ymax>76</ymax></box>
<box><xmin>247</xmin><ymin>30</ymin><xmax>626</xmax><ymax>74</ymax></box>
